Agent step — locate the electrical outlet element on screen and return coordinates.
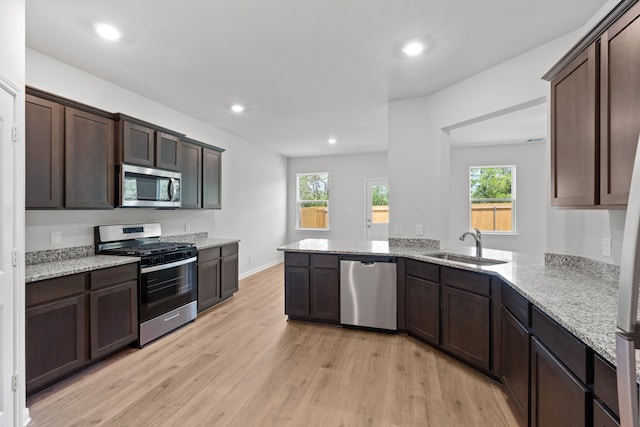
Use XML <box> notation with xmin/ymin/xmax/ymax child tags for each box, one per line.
<box><xmin>249</xmin><ymin>254</ymin><xmax>253</xmax><ymax>263</ymax></box>
<box><xmin>603</xmin><ymin>237</ymin><xmax>611</xmax><ymax>258</ymax></box>
<box><xmin>416</xmin><ymin>224</ymin><xmax>423</xmax><ymax>235</ymax></box>
<box><xmin>395</xmin><ymin>224</ymin><xmax>402</xmax><ymax>235</ymax></box>
<box><xmin>50</xmin><ymin>231</ymin><xmax>61</xmax><ymax>245</ymax></box>
<box><xmin>185</xmin><ymin>222</ymin><xmax>191</xmax><ymax>232</ymax></box>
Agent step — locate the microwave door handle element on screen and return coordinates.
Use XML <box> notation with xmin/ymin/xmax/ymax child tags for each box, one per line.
<box><xmin>167</xmin><ymin>178</ymin><xmax>174</xmax><ymax>201</ymax></box>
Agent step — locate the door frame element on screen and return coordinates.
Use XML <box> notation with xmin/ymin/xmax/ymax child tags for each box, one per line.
<box><xmin>364</xmin><ymin>178</ymin><xmax>389</xmax><ymax>240</ymax></box>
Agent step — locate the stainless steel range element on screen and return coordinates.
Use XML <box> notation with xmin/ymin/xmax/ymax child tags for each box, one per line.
<box><xmin>95</xmin><ymin>223</ymin><xmax>198</xmax><ymax>346</ymax></box>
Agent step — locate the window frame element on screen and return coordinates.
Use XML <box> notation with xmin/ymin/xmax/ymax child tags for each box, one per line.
<box><xmin>468</xmin><ymin>165</ymin><xmax>516</xmax><ymax>235</ymax></box>
<box><xmin>296</xmin><ymin>172</ymin><xmax>330</xmax><ymax>231</ymax></box>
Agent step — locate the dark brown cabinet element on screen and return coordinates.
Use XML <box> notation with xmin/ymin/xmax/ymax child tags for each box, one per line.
<box><xmin>593</xmin><ymin>355</ymin><xmax>620</xmax><ymax>425</ymax></box>
<box><xmin>198</xmin><ymin>247</ymin><xmax>222</xmax><ymax>312</ymax></box>
<box><xmin>65</xmin><ymin>108</ymin><xmax>115</xmax><ymax>208</ymax></box>
<box><xmin>530</xmin><ymin>337</ymin><xmax>591</xmax><ymax>427</ymax></box>
<box><xmin>197</xmin><ymin>244</ymin><xmax>239</xmax><ymax>313</ymax></box>
<box><xmin>180</xmin><ymin>139</ymin><xmax>202</xmax><ymax>209</ymax></box>
<box><xmin>26</xmin><ymin>264</ymin><xmax>138</xmax><ymax>396</ymax></box>
<box><xmin>600</xmin><ymin>2</ymin><xmax>640</xmax><ymax>205</ymax></box>
<box><xmin>25</xmin><ymin>94</ymin><xmax>63</xmax><ymax>208</ymax></box>
<box><xmin>405</xmin><ymin>273</ymin><xmax>440</xmax><ymax>345</ymax></box>
<box><xmin>117</xmin><ymin>116</ymin><xmax>181</xmax><ymax>172</ymax></box>
<box><xmin>550</xmin><ymin>44</ymin><xmax>599</xmax><ymax>207</ymax></box>
<box><xmin>221</xmin><ymin>243</ymin><xmax>239</xmax><ymax>300</ymax></box>
<box><xmin>89</xmin><ymin>264</ymin><xmax>138</xmax><ymax>360</ymax></box>
<box><xmin>501</xmin><ymin>307</ymin><xmax>530</xmax><ymax>427</ymax></box>
<box><xmin>284</xmin><ymin>253</ymin><xmax>339</xmax><ymax>324</ymax></box>
<box><xmin>203</xmin><ymin>147</ymin><xmax>222</xmax><ymax>209</ymax></box>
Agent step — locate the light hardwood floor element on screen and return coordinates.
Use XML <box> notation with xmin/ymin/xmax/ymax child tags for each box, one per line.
<box><xmin>28</xmin><ymin>263</ymin><xmax>518</xmax><ymax>426</ymax></box>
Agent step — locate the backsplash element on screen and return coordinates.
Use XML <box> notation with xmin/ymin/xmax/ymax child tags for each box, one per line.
<box><xmin>545</xmin><ymin>253</ymin><xmax>620</xmax><ymax>282</ymax></box>
<box><xmin>25</xmin><ymin>231</ymin><xmax>209</xmax><ymax>265</ymax></box>
<box><xmin>388</xmin><ymin>238</ymin><xmax>440</xmax><ymax>249</ymax></box>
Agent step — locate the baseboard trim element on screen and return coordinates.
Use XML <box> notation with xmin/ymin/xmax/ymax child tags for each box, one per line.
<box><xmin>239</xmin><ymin>258</ymin><xmax>283</xmax><ymax>280</ymax></box>
<box><xmin>22</xmin><ymin>407</ymin><xmax>31</xmax><ymax>426</ymax></box>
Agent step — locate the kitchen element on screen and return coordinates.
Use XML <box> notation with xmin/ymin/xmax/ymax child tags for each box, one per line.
<box><xmin>0</xmin><ymin>0</ymin><xmax>637</xmax><ymax>425</ymax></box>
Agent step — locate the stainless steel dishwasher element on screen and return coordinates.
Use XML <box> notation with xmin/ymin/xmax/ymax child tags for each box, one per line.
<box><xmin>340</xmin><ymin>256</ymin><xmax>397</xmax><ymax>331</ymax></box>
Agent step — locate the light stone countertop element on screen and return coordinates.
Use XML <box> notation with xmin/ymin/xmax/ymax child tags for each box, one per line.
<box><xmin>278</xmin><ymin>238</ymin><xmax>625</xmax><ymax>375</ymax></box>
<box><xmin>25</xmin><ymin>255</ymin><xmax>141</xmax><ymax>283</ymax></box>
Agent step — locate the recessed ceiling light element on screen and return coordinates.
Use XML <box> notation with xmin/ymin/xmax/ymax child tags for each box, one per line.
<box><xmin>94</xmin><ymin>23</ymin><xmax>122</xmax><ymax>41</ymax></box>
<box><xmin>402</xmin><ymin>41</ymin><xmax>425</xmax><ymax>57</ymax></box>
<box><xmin>230</xmin><ymin>104</ymin><xmax>246</xmax><ymax>113</ymax></box>
<box><xmin>328</xmin><ymin>138</ymin><xmax>337</xmax><ymax>145</ymax></box>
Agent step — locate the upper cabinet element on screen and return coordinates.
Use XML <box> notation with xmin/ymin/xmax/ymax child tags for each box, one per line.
<box><xmin>26</xmin><ymin>88</ymin><xmax>225</xmax><ymax>210</ymax></box>
<box><xmin>545</xmin><ymin>0</ymin><xmax>640</xmax><ymax>208</ymax></box>
<box><xmin>117</xmin><ymin>115</ymin><xmax>182</xmax><ymax>171</ymax></box>
<box><xmin>26</xmin><ymin>88</ymin><xmax>115</xmax><ymax>210</ymax></box>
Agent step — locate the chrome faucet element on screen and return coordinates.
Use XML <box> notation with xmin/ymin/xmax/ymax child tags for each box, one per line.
<box><xmin>459</xmin><ymin>228</ymin><xmax>482</xmax><ymax>257</ymax></box>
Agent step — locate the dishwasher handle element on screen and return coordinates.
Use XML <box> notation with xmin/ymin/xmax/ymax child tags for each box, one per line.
<box><xmin>340</xmin><ymin>255</ymin><xmax>396</xmax><ymax>263</ymax></box>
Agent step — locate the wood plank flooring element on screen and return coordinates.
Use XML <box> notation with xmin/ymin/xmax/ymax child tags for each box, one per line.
<box><xmin>28</xmin><ymin>263</ymin><xmax>518</xmax><ymax>426</ymax></box>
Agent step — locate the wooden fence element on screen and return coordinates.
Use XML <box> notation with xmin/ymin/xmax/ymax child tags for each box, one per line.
<box><xmin>300</xmin><ymin>205</ymin><xmax>389</xmax><ymax>228</ymax></box>
<box><xmin>471</xmin><ymin>202</ymin><xmax>512</xmax><ymax>232</ymax></box>
<box><xmin>372</xmin><ymin>206</ymin><xmax>389</xmax><ymax>223</ymax></box>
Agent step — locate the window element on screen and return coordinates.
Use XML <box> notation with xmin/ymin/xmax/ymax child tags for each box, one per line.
<box><xmin>469</xmin><ymin>166</ymin><xmax>515</xmax><ymax>233</ymax></box>
<box><xmin>296</xmin><ymin>173</ymin><xmax>329</xmax><ymax>230</ymax></box>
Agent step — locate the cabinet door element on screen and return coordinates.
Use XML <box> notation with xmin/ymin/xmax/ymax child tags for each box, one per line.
<box><xmin>441</xmin><ymin>285</ymin><xmax>491</xmax><ymax>371</ymax></box>
<box><xmin>198</xmin><ymin>258</ymin><xmax>221</xmax><ymax>311</ymax></box>
<box><xmin>310</xmin><ymin>268</ymin><xmax>339</xmax><ymax>323</ymax></box>
<box><xmin>550</xmin><ymin>44</ymin><xmax>599</xmax><ymax>207</ymax></box>
<box><xmin>203</xmin><ymin>147</ymin><xmax>221</xmax><ymax>209</ymax></box>
<box><xmin>285</xmin><ymin>267</ymin><xmax>310</xmax><ymax>317</ymax></box>
<box><xmin>156</xmin><ymin>132</ymin><xmax>181</xmax><ymax>171</ymax></box>
<box><xmin>600</xmin><ymin>2</ymin><xmax>640</xmax><ymax>205</ymax></box>
<box><xmin>26</xmin><ymin>294</ymin><xmax>86</xmax><ymax>394</ymax></box>
<box><xmin>406</xmin><ymin>275</ymin><xmax>439</xmax><ymax>345</ymax></box>
<box><xmin>25</xmin><ymin>95</ymin><xmax>63</xmax><ymax>208</ymax></box>
<box><xmin>221</xmin><ymin>254</ymin><xmax>239</xmax><ymax>300</ymax></box>
<box><xmin>530</xmin><ymin>337</ymin><xmax>590</xmax><ymax>427</ymax></box>
<box><xmin>65</xmin><ymin>108</ymin><xmax>115</xmax><ymax>208</ymax></box>
<box><xmin>180</xmin><ymin>141</ymin><xmax>202</xmax><ymax>209</ymax></box>
<box><xmin>121</xmin><ymin>121</ymin><xmax>155</xmax><ymax>167</ymax></box>
<box><xmin>90</xmin><ymin>281</ymin><xmax>138</xmax><ymax>360</ymax></box>
<box><xmin>501</xmin><ymin>307</ymin><xmax>530</xmax><ymax>427</ymax></box>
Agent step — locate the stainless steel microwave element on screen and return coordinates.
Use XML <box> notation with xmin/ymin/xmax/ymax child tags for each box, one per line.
<box><xmin>119</xmin><ymin>164</ymin><xmax>181</xmax><ymax>208</ymax></box>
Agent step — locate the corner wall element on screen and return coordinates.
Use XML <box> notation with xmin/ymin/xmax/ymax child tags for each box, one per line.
<box><xmin>26</xmin><ymin>49</ymin><xmax>288</xmax><ymax>276</ymax></box>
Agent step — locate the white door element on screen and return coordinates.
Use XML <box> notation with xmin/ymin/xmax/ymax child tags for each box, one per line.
<box><xmin>365</xmin><ymin>179</ymin><xmax>389</xmax><ymax>241</ymax></box>
<box><xmin>0</xmin><ymin>77</ymin><xmax>17</xmax><ymax>425</ymax></box>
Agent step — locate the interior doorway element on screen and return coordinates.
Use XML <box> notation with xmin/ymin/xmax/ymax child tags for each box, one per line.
<box><xmin>365</xmin><ymin>178</ymin><xmax>389</xmax><ymax>241</ymax></box>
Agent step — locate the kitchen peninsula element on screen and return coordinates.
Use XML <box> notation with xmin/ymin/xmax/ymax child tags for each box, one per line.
<box><xmin>278</xmin><ymin>238</ymin><xmax>624</xmax><ymax>426</ymax></box>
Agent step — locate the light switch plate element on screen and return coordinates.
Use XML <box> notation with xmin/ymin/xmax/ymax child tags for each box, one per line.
<box><xmin>416</xmin><ymin>224</ymin><xmax>423</xmax><ymax>235</ymax></box>
<box><xmin>395</xmin><ymin>224</ymin><xmax>402</xmax><ymax>235</ymax></box>
<box><xmin>50</xmin><ymin>231</ymin><xmax>61</xmax><ymax>245</ymax></box>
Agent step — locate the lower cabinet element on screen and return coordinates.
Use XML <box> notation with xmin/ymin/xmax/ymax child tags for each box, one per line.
<box><xmin>26</xmin><ymin>263</ymin><xmax>138</xmax><ymax>396</ymax></box>
<box><xmin>530</xmin><ymin>337</ymin><xmax>591</xmax><ymax>427</ymax></box>
<box><xmin>501</xmin><ymin>307</ymin><xmax>530</xmax><ymax>426</ymax></box>
<box><xmin>197</xmin><ymin>243</ymin><xmax>239</xmax><ymax>313</ymax></box>
<box><xmin>405</xmin><ymin>275</ymin><xmax>440</xmax><ymax>345</ymax></box>
<box><xmin>441</xmin><ymin>284</ymin><xmax>491</xmax><ymax>371</ymax></box>
<box><xmin>284</xmin><ymin>253</ymin><xmax>339</xmax><ymax>324</ymax></box>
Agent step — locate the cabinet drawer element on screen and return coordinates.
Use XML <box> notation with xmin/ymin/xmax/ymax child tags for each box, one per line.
<box><xmin>594</xmin><ymin>399</ymin><xmax>620</xmax><ymax>427</ymax></box>
<box><xmin>286</xmin><ymin>252</ymin><xmax>309</xmax><ymax>267</ymax></box>
<box><xmin>502</xmin><ymin>284</ymin><xmax>530</xmax><ymax>327</ymax></box>
<box><xmin>199</xmin><ymin>247</ymin><xmax>221</xmax><ymax>263</ymax></box>
<box><xmin>594</xmin><ymin>354</ymin><xmax>619</xmax><ymax>417</ymax></box>
<box><xmin>26</xmin><ymin>274</ymin><xmax>86</xmax><ymax>307</ymax></box>
<box><xmin>532</xmin><ymin>306</ymin><xmax>591</xmax><ymax>383</ymax></box>
<box><xmin>311</xmin><ymin>254</ymin><xmax>338</xmax><ymax>269</ymax></box>
<box><xmin>405</xmin><ymin>259</ymin><xmax>439</xmax><ymax>282</ymax></box>
<box><xmin>441</xmin><ymin>267</ymin><xmax>490</xmax><ymax>296</ymax></box>
<box><xmin>90</xmin><ymin>263</ymin><xmax>138</xmax><ymax>291</ymax></box>
<box><xmin>221</xmin><ymin>242</ymin><xmax>238</xmax><ymax>257</ymax></box>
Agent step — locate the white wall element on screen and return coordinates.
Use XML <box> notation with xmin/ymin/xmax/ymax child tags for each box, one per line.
<box><xmin>26</xmin><ymin>49</ymin><xmax>288</xmax><ymax>276</ymax></box>
<box><xmin>449</xmin><ymin>142</ymin><xmax>546</xmax><ymax>254</ymax></box>
<box><xmin>286</xmin><ymin>152</ymin><xmax>388</xmax><ymax>242</ymax></box>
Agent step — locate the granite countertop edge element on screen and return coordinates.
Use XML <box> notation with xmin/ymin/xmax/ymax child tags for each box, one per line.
<box><xmin>25</xmin><ymin>238</ymin><xmax>240</xmax><ymax>283</ymax></box>
<box><xmin>279</xmin><ymin>238</ymin><xmax>624</xmax><ymax>374</ymax></box>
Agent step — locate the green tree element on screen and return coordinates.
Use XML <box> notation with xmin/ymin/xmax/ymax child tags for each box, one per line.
<box><xmin>470</xmin><ymin>167</ymin><xmax>512</xmax><ymax>200</ymax></box>
<box><xmin>299</xmin><ymin>174</ymin><xmax>328</xmax><ymax>207</ymax></box>
<box><xmin>371</xmin><ymin>185</ymin><xmax>388</xmax><ymax>206</ymax></box>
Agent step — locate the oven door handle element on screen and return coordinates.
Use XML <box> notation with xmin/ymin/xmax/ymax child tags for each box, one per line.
<box><xmin>141</xmin><ymin>256</ymin><xmax>197</xmax><ymax>274</ymax></box>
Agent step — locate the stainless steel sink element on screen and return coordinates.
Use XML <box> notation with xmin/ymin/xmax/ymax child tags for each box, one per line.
<box><xmin>424</xmin><ymin>252</ymin><xmax>507</xmax><ymax>266</ymax></box>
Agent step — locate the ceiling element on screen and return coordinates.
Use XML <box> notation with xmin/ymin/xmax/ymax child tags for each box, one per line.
<box><xmin>26</xmin><ymin>0</ymin><xmax>607</xmax><ymax>157</ymax></box>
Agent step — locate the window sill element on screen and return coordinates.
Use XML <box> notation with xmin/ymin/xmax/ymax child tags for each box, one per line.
<box><xmin>477</xmin><ymin>231</ymin><xmax>518</xmax><ymax>236</ymax></box>
<box><xmin>296</xmin><ymin>228</ymin><xmax>330</xmax><ymax>232</ymax></box>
